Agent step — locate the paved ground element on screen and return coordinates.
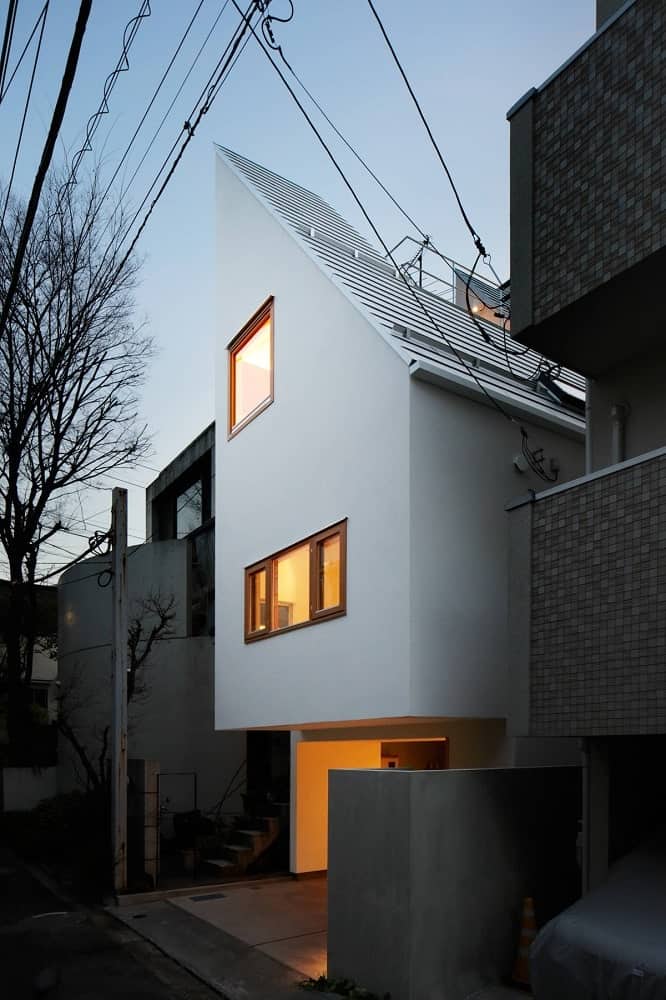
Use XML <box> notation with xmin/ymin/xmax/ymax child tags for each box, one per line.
<box><xmin>111</xmin><ymin>878</ymin><xmax>314</xmax><ymax>1000</ymax></box>
<box><xmin>112</xmin><ymin>876</ymin><xmax>530</xmax><ymax>1000</ymax></box>
<box><xmin>0</xmin><ymin>847</ymin><xmax>221</xmax><ymax>1000</ymax></box>
<box><xmin>172</xmin><ymin>877</ymin><xmax>327</xmax><ymax>977</ymax></box>
<box><xmin>1</xmin><ymin>845</ymin><xmax>529</xmax><ymax>1000</ymax></box>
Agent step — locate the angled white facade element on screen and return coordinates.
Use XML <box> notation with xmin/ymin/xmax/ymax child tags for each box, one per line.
<box><xmin>215</xmin><ymin>148</ymin><xmax>585</xmax><ymax>871</ymax></box>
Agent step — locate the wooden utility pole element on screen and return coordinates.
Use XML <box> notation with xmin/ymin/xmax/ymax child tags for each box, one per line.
<box><xmin>111</xmin><ymin>487</ymin><xmax>128</xmax><ymax>893</ymax></box>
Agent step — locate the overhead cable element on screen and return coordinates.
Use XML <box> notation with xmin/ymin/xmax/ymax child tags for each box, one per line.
<box><xmin>0</xmin><ymin>0</ymin><xmax>93</xmax><ymax>341</ymax></box>
<box><xmin>0</xmin><ymin>1</ymin><xmax>49</xmax><ymax>103</ymax></box>
<box><xmin>0</xmin><ymin>0</ymin><xmax>19</xmax><ymax>99</ymax></box>
<box><xmin>118</xmin><ymin>0</ymin><xmax>232</xmax><ymax>205</ymax></box>
<box><xmin>0</xmin><ymin>1</ymin><xmax>49</xmax><ymax>234</ymax></box>
<box><xmin>57</xmin><ymin>0</ymin><xmax>152</xmax><ymax>203</ymax></box>
<box><xmin>114</xmin><ymin>0</ymin><xmax>262</xmax><ymax>274</ymax></box>
<box><xmin>365</xmin><ymin>0</ymin><xmax>486</xmax><ymax>257</ymax></box>
<box><xmin>99</xmin><ymin>0</ymin><xmax>207</xmax><ymax>209</ymax></box>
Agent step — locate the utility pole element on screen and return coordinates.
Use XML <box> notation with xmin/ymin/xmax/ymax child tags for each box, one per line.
<box><xmin>111</xmin><ymin>487</ymin><xmax>128</xmax><ymax>893</ymax></box>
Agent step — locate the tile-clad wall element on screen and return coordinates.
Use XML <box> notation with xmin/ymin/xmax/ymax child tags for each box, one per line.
<box><xmin>531</xmin><ymin>0</ymin><xmax>666</xmax><ymax>325</ymax></box>
<box><xmin>530</xmin><ymin>453</ymin><xmax>666</xmax><ymax>735</ymax></box>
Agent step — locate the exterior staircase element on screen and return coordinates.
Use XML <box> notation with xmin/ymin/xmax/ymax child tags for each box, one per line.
<box><xmin>200</xmin><ymin>814</ymin><xmax>281</xmax><ymax>877</ymax></box>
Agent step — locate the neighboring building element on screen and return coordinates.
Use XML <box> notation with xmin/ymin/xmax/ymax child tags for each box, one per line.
<box><xmin>58</xmin><ymin>425</ymin><xmax>246</xmax><ymax>834</ymax></box>
<box><xmin>0</xmin><ymin>581</ymin><xmax>58</xmax><ymax>808</ymax></box>
<box><xmin>506</xmin><ymin>0</ymin><xmax>666</xmax><ymax>890</ymax></box>
<box><xmin>214</xmin><ymin>147</ymin><xmax>587</xmax><ymax>875</ymax></box>
<box><xmin>0</xmin><ymin>580</ymin><xmax>59</xmax><ymax>731</ymax></box>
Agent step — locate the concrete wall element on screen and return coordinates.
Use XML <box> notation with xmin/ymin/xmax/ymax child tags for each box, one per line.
<box><xmin>1</xmin><ymin>766</ymin><xmax>57</xmax><ymax>811</ymax></box>
<box><xmin>58</xmin><ymin>542</ymin><xmax>245</xmax><ymax>818</ymax></box>
<box><xmin>409</xmin><ymin>380</ymin><xmax>584</xmax><ymax>719</ymax></box>
<box><xmin>328</xmin><ymin>766</ymin><xmax>581</xmax><ymax>1000</ymax></box>
<box><xmin>215</xmin><ymin>152</ymin><xmax>411</xmax><ymax>730</ymax></box>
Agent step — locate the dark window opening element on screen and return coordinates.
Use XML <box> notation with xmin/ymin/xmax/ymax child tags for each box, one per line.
<box><xmin>190</xmin><ymin>524</ymin><xmax>214</xmax><ymax>637</ymax></box>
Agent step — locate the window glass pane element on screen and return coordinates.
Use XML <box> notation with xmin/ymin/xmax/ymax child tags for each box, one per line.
<box><xmin>273</xmin><ymin>543</ymin><xmax>309</xmax><ymax>629</ymax></box>
<box><xmin>249</xmin><ymin>569</ymin><xmax>267</xmax><ymax>633</ymax></box>
<box><xmin>191</xmin><ymin>525</ymin><xmax>214</xmax><ymax>637</ymax></box>
<box><xmin>177</xmin><ymin>480</ymin><xmax>203</xmax><ymax>539</ymax></box>
<box><xmin>317</xmin><ymin>534</ymin><xmax>341</xmax><ymax>610</ymax></box>
<box><xmin>232</xmin><ymin>316</ymin><xmax>271</xmax><ymax>428</ymax></box>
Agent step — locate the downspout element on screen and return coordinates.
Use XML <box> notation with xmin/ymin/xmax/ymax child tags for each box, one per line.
<box><xmin>582</xmin><ymin>381</ymin><xmax>592</xmax><ymax>889</ymax></box>
<box><xmin>584</xmin><ymin>380</ymin><xmax>593</xmax><ymax>474</ymax></box>
<box><xmin>610</xmin><ymin>403</ymin><xmax>627</xmax><ymax>464</ymax></box>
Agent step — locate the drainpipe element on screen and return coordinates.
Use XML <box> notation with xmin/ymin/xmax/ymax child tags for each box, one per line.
<box><xmin>581</xmin><ymin>738</ymin><xmax>590</xmax><ymax>893</ymax></box>
<box><xmin>610</xmin><ymin>403</ymin><xmax>627</xmax><ymax>465</ymax></box>
<box><xmin>585</xmin><ymin>380</ymin><xmax>593</xmax><ymax>474</ymax></box>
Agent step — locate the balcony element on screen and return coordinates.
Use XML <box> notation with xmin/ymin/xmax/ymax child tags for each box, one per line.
<box><xmin>507</xmin><ymin>0</ymin><xmax>665</xmax><ymax>375</ymax></box>
<box><xmin>507</xmin><ymin>445</ymin><xmax>666</xmax><ymax>738</ymax></box>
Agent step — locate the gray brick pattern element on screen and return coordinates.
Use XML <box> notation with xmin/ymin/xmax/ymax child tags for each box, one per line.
<box><xmin>530</xmin><ymin>454</ymin><xmax>666</xmax><ymax>736</ymax></box>
<box><xmin>532</xmin><ymin>0</ymin><xmax>666</xmax><ymax>325</ymax></box>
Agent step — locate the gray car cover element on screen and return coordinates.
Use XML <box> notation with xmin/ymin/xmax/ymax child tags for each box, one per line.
<box><xmin>531</xmin><ymin>835</ymin><xmax>666</xmax><ymax>999</ymax></box>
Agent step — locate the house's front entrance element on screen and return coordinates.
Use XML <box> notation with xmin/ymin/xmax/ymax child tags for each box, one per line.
<box><xmin>292</xmin><ymin>735</ymin><xmax>449</xmax><ymax>874</ymax></box>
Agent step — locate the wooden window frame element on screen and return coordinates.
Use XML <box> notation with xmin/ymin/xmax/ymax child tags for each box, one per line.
<box><xmin>228</xmin><ymin>296</ymin><xmax>274</xmax><ymax>439</ymax></box>
<box><xmin>244</xmin><ymin>519</ymin><xmax>347</xmax><ymax>643</ymax></box>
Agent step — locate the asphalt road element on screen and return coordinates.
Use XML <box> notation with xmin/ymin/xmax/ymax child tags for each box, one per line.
<box><xmin>0</xmin><ymin>847</ymin><xmax>221</xmax><ymax>1000</ymax></box>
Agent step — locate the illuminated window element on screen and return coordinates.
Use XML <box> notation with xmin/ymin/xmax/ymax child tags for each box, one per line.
<box><xmin>228</xmin><ymin>298</ymin><xmax>273</xmax><ymax>436</ymax></box>
<box><xmin>244</xmin><ymin>521</ymin><xmax>347</xmax><ymax>642</ymax></box>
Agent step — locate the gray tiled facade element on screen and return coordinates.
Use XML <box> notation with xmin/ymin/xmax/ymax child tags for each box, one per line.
<box><xmin>532</xmin><ymin>0</ymin><xmax>666</xmax><ymax>326</ymax></box>
<box><xmin>530</xmin><ymin>453</ymin><xmax>666</xmax><ymax>736</ymax></box>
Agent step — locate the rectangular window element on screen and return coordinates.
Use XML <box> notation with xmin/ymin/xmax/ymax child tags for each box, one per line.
<box><xmin>244</xmin><ymin>520</ymin><xmax>347</xmax><ymax>642</ymax></box>
<box><xmin>228</xmin><ymin>298</ymin><xmax>273</xmax><ymax>436</ymax></box>
<box><xmin>177</xmin><ymin>480</ymin><xmax>203</xmax><ymax>539</ymax></box>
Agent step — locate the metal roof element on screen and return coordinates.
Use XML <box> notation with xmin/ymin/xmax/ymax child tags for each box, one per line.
<box><xmin>217</xmin><ymin>146</ymin><xmax>585</xmax><ymax>432</ymax></box>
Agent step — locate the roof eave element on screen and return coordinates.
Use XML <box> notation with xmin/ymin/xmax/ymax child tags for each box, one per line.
<box><xmin>409</xmin><ymin>358</ymin><xmax>585</xmax><ymax>441</ymax></box>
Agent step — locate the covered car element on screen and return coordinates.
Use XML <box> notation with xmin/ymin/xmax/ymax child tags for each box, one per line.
<box><xmin>531</xmin><ymin>835</ymin><xmax>666</xmax><ymax>999</ymax></box>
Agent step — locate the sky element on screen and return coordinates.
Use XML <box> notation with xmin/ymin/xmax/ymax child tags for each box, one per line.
<box><xmin>0</xmin><ymin>0</ymin><xmax>594</xmax><ymax>574</ymax></box>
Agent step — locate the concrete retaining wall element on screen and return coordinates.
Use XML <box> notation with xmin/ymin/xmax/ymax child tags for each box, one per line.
<box><xmin>1</xmin><ymin>767</ymin><xmax>57</xmax><ymax>811</ymax></box>
<box><xmin>328</xmin><ymin>766</ymin><xmax>581</xmax><ymax>1000</ymax></box>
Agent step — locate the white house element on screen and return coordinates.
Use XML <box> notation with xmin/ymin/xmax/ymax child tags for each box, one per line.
<box><xmin>215</xmin><ymin>147</ymin><xmax>586</xmax><ymax>874</ymax></box>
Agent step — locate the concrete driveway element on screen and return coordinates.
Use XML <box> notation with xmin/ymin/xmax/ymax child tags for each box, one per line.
<box><xmin>171</xmin><ymin>877</ymin><xmax>327</xmax><ymax>979</ymax></box>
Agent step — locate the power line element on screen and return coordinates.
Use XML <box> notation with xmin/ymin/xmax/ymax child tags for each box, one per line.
<box><xmin>119</xmin><ymin>0</ymin><xmax>257</xmax><ymax>246</ymax></box>
<box><xmin>98</xmin><ymin>0</ymin><xmax>207</xmax><ymax>209</ymax></box>
<box><xmin>0</xmin><ymin>0</ymin><xmax>48</xmax><ymax>103</ymax></box>
<box><xmin>235</xmin><ymin>3</ymin><xmax>558</xmax><ymax>483</ymax></box>
<box><xmin>0</xmin><ymin>1</ymin><xmax>49</xmax><ymax>234</ymax></box>
<box><xmin>118</xmin><ymin>0</ymin><xmax>232</xmax><ymax>207</ymax></box>
<box><xmin>0</xmin><ymin>0</ymin><xmax>93</xmax><ymax>341</ymax></box>
<box><xmin>0</xmin><ymin>0</ymin><xmax>19</xmax><ymax>100</ymax></box>
<box><xmin>364</xmin><ymin>0</ymin><xmax>485</xmax><ymax>257</ymax></box>
<box><xmin>114</xmin><ymin>0</ymin><xmax>261</xmax><ymax>274</ymax></box>
<box><xmin>58</xmin><ymin>0</ymin><xmax>152</xmax><ymax>201</ymax></box>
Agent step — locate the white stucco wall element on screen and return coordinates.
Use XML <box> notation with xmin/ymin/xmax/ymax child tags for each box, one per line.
<box><xmin>409</xmin><ymin>380</ymin><xmax>585</xmax><ymax>718</ymax></box>
<box><xmin>215</xmin><ymin>154</ymin><xmax>411</xmax><ymax>730</ymax></box>
<box><xmin>58</xmin><ymin>541</ymin><xmax>245</xmax><ymax>815</ymax></box>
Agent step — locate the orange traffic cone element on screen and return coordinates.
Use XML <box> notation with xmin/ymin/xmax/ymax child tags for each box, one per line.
<box><xmin>512</xmin><ymin>896</ymin><xmax>537</xmax><ymax>989</ymax></box>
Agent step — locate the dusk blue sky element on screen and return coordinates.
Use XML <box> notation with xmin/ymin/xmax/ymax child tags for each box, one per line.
<box><xmin>1</xmin><ymin>0</ymin><xmax>594</xmax><ymax>568</ymax></box>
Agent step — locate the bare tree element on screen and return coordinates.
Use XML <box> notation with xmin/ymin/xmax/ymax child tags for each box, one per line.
<box><xmin>0</xmin><ymin>170</ymin><xmax>153</xmax><ymax>756</ymax></box>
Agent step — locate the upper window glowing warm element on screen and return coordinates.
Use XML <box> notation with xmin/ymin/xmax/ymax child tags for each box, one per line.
<box><xmin>244</xmin><ymin>521</ymin><xmax>347</xmax><ymax>642</ymax></box>
<box><xmin>229</xmin><ymin>299</ymin><xmax>273</xmax><ymax>435</ymax></box>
